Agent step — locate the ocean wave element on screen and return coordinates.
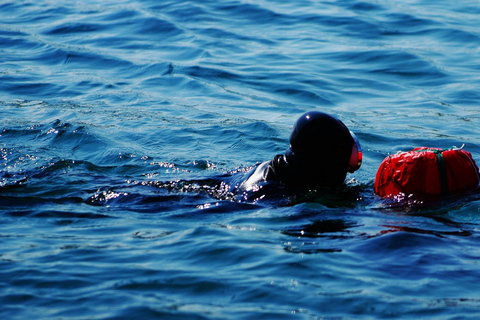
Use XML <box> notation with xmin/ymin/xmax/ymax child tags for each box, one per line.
<box><xmin>3</xmin><ymin>1</ymin><xmax>480</xmax><ymax>319</ymax></box>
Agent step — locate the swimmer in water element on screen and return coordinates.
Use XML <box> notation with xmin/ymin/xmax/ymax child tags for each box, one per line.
<box><xmin>238</xmin><ymin>111</ymin><xmax>362</xmax><ymax>197</ymax></box>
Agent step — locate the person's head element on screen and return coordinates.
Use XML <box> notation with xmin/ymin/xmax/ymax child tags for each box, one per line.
<box><xmin>283</xmin><ymin>111</ymin><xmax>361</xmax><ymax>189</ymax></box>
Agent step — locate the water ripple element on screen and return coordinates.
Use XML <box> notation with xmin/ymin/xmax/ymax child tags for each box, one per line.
<box><xmin>2</xmin><ymin>1</ymin><xmax>480</xmax><ymax>319</ymax></box>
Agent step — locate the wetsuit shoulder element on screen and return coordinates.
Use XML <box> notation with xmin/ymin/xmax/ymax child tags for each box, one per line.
<box><xmin>238</xmin><ymin>155</ymin><xmax>286</xmax><ymax>191</ymax></box>
<box><xmin>235</xmin><ymin>155</ymin><xmax>290</xmax><ymax>203</ymax></box>
<box><xmin>239</xmin><ymin>160</ymin><xmax>273</xmax><ymax>192</ymax></box>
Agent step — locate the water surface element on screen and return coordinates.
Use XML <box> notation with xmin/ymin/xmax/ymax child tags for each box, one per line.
<box><xmin>2</xmin><ymin>0</ymin><xmax>480</xmax><ymax>319</ymax></box>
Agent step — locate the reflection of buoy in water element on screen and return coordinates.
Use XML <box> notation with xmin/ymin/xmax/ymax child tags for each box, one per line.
<box><xmin>374</xmin><ymin>147</ymin><xmax>480</xmax><ymax>198</ymax></box>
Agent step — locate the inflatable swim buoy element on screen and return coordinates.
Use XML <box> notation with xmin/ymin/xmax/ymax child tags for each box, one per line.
<box><xmin>374</xmin><ymin>147</ymin><xmax>480</xmax><ymax>198</ymax></box>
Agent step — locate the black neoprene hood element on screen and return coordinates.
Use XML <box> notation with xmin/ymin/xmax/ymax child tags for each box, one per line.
<box><xmin>284</xmin><ymin>111</ymin><xmax>354</xmax><ymax>188</ymax></box>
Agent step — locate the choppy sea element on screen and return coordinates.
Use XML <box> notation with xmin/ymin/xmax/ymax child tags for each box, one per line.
<box><xmin>2</xmin><ymin>0</ymin><xmax>480</xmax><ymax>319</ymax></box>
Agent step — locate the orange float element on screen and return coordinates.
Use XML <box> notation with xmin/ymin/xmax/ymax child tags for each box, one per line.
<box><xmin>375</xmin><ymin>147</ymin><xmax>480</xmax><ymax>198</ymax></box>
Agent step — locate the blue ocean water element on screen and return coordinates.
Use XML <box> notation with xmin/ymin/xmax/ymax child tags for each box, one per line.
<box><xmin>2</xmin><ymin>0</ymin><xmax>480</xmax><ymax>319</ymax></box>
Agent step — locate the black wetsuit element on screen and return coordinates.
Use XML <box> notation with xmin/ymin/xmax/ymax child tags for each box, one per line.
<box><xmin>236</xmin><ymin>155</ymin><xmax>291</xmax><ymax>202</ymax></box>
<box><xmin>239</xmin><ymin>155</ymin><xmax>284</xmax><ymax>191</ymax></box>
<box><xmin>235</xmin><ymin>111</ymin><xmax>357</xmax><ymax>203</ymax></box>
